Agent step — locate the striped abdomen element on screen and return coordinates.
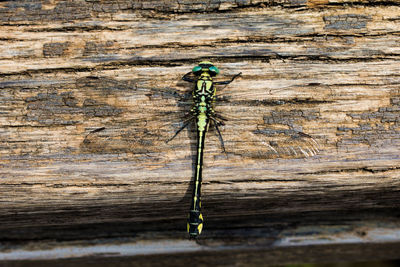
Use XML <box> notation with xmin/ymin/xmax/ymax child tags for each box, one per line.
<box><xmin>187</xmin><ymin>112</ymin><xmax>208</xmax><ymax>237</ymax></box>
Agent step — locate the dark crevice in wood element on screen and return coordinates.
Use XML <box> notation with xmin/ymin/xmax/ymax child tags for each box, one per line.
<box><xmin>207</xmin><ymin>178</ymin><xmax>307</xmax><ymax>184</ymax></box>
<box><xmin>25</xmin><ymin>25</ymin><xmax>122</xmax><ymax>33</ymax></box>
<box><xmin>2</xmin><ymin>55</ymin><xmax>400</xmax><ymax>77</ymax></box>
<box><xmin>324</xmin><ymin>1</ymin><xmax>400</xmax><ymax>8</ymax></box>
<box><xmin>328</xmin><ymin>82</ymin><xmax>400</xmax><ymax>87</ymax></box>
<box><xmin>219</xmin><ymin>98</ymin><xmax>334</xmax><ymax>106</ymax></box>
<box><xmin>298</xmin><ymin>166</ymin><xmax>400</xmax><ymax>175</ymax></box>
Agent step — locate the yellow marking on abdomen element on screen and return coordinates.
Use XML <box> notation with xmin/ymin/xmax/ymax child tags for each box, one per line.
<box><xmin>193</xmin><ymin>130</ymin><xmax>203</xmax><ymax>210</ymax></box>
<box><xmin>197</xmin><ymin>113</ymin><xmax>207</xmax><ymax>131</ymax></box>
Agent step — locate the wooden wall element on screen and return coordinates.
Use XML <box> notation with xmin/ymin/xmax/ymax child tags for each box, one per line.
<box><xmin>1</xmin><ymin>0</ymin><xmax>400</xmax><ymax>264</ymax></box>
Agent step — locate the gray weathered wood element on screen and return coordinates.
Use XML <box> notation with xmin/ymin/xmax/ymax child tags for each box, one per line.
<box><xmin>1</xmin><ymin>0</ymin><xmax>400</xmax><ymax>264</ymax></box>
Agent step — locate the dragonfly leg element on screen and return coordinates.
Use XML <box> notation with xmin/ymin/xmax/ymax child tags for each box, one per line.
<box><xmin>166</xmin><ymin>115</ymin><xmax>195</xmax><ymax>143</ymax></box>
<box><xmin>182</xmin><ymin>72</ymin><xmax>195</xmax><ymax>83</ymax></box>
<box><xmin>214</xmin><ymin>112</ymin><xmax>228</xmax><ymax>122</ymax></box>
<box><xmin>210</xmin><ymin>117</ymin><xmax>226</xmax><ymax>153</ymax></box>
<box><xmin>214</xmin><ymin>72</ymin><xmax>242</xmax><ymax>85</ymax></box>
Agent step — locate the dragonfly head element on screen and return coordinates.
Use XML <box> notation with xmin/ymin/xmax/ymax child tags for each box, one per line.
<box><xmin>192</xmin><ymin>61</ymin><xmax>220</xmax><ymax>77</ymax></box>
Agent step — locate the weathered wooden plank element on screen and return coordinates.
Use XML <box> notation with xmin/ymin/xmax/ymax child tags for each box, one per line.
<box><xmin>2</xmin><ymin>5</ymin><xmax>400</xmax><ymax>74</ymax></box>
<box><xmin>1</xmin><ymin>233</ymin><xmax>400</xmax><ymax>265</ymax></box>
<box><xmin>1</xmin><ymin>0</ymin><xmax>400</xmax><ymax>263</ymax></box>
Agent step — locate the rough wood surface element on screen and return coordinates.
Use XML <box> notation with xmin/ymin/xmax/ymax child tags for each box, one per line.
<box><xmin>1</xmin><ymin>0</ymin><xmax>400</xmax><ymax>263</ymax></box>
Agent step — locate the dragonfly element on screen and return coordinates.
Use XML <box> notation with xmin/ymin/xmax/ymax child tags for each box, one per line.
<box><xmin>166</xmin><ymin>61</ymin><xmax>242</xmax><ymax>237</ymax></box>
<box><xmin>81</xmin><ymin>62</ymin><xmax>320</xmax><ymax>237</ymax></box>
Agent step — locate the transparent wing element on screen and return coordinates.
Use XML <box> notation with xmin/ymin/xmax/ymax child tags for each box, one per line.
<box><xmin>80</xmin><ymin>75</ymin><xmax>320</xmax><ymax>159</ymax></box>
<box><xmin>80</xmin><ymin>76</ymin><xmax>193</xmax><ymax>155</ymax></box>
<box><xmin>212</xmin><ymin>95</ymin><xmax>321</xmax><ymax>159</ymax></box>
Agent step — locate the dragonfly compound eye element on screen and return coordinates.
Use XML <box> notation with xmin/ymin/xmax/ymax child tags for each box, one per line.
<box><xmin>209</xmin><ymin>65</ymin><xmax>220</xmax><ymax>76</ymax></box>
<box><xmin>192</xmin><ymin>65</ymin><xmax>202</xmax><ymax>74</ymax></box>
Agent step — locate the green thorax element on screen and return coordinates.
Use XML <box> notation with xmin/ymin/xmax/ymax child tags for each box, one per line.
<box><xmin>194</xmin><ymin>72</ymin><xmax>215</xmax><ymax>99</ymax></box>
<box><xmin>194</xmin><ymin>71</ymin><xmax>214</xmax><ymax>132</ymax></box>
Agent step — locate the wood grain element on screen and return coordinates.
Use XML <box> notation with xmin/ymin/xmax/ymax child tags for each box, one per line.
<box><xmin>1</xmin><ymin>0</ymin><xmax>400</xmax><ymax>263</ymax></box>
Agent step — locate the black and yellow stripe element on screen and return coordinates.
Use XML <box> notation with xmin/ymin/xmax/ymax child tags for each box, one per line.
<box><xmin>180</xmin><ymin>61</ymin><xmax>241</xmax><ymax>237</ymax></box>
<box><xmin>187</xmin><ymin>123</ymin><xmax>207</xmax><ymax>236</ymax></box>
